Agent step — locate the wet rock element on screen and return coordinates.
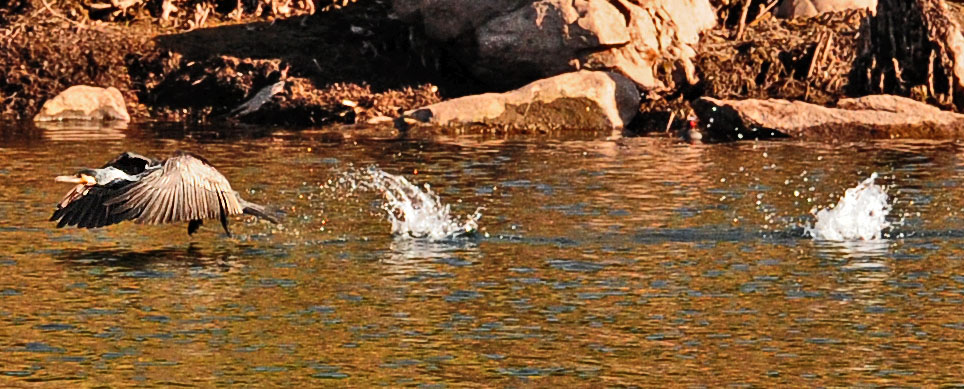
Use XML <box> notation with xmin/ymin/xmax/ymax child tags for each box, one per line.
<box><xmin>402</xmin><ymin>70</ymin><xmax>640</xmax><ymax>130</ymax></box>
<box><xmin>693</xmin><ymin>95</ymin><xmax>964</xmax><ymax>141</ymax></box>
<box><xmin>393</xmin><ymin>0</ymin><xmax>715</xmax><ymax>93</ymax></box>
<box><xmin>33</xmin><ymin>85</ymin><xmax>130</xmax><ymax>123</ymax></box>
<box><xmin>776</xmin><ymin>0</ymin><xmax>877</xmax><ymax>18</ymax></box>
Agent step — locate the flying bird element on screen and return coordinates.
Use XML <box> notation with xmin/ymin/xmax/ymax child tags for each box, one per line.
<box><xmin>51</xmin><ymin>151</ymin><xmax>281</xmax><ymax>236</ymax></box>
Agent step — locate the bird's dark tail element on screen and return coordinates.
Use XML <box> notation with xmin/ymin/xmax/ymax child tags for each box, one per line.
<box><xmin>240</xmin><ymin>199</ymin><xmax>283</xmax><ymax>224</ymax></box>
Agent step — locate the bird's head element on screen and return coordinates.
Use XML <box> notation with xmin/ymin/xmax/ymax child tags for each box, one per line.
<box><xmin>55</xmin><ymin>169</ymin><xmax>98</xmax><ymax>186</ymax></box>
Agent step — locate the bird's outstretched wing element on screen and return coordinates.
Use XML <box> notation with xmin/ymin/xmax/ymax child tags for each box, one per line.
<box><xmin>102</xmin><ymin>152</ymin><xmax>158</xmax><ymax>175</ymax></box>
<box><xmin>50</xmin><ymin>182</ymin><xmax>132</xmax><ymax>229</ymax></box>
<box><xmin>106</xmin><ymin>151</ymin><xmax>244</xmax><ymax>225</ymax></box>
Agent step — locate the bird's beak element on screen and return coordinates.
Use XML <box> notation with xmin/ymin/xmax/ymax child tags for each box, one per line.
<box><xmin>55</xmin><ymin>175</ymin><xmax>83</xmax><ymax>184</ymax></box>
<box><xmin>55</xmin><ymin>174</ymin><xmax>96</xmax><ymax>185</ymax></box>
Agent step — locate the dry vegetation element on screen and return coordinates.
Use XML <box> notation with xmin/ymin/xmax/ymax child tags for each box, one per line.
<box><xmin>4</xmin><ymin>0</ymin><xmax>963</xmax><ymax>131</ymax></box>
<box><xmin>698</xmin><ymin>9</ymin><xmax>868</xmax><ymax>106</ymax></box>
<box><xmin>0</xmin><ymin>0</ymin><xmax>451</xmax><ymax>124</ymax></box>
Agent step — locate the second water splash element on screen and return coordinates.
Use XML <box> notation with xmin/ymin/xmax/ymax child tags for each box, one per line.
<box><xmin>806</xmin><ymin>173</ymin><xmax>892</xmax><ymax>241</ymax></box>
<box><xmin>340</xmin><ymin>167</ymin><xmax>482</xmax><ymax>241</ymax></box>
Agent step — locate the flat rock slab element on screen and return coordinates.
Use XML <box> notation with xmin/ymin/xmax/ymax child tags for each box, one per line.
<box><xmin>693</xmin><ymin>95</ymin><xmax>964</xmax><ymax>141</ymax></box>
<box><xmin>777</xmin><ymin>0</ymin><xmax>877</xmax><ymax>18</ymax></box>
<box><xmin>403</xmin><ymin>70</ymin><xmax>640</xmax><ymax>131</ymax></box>
<box><xmin>33</xmin><ymin>85</ymin><xmax>130</xmax><ymax>123</ymax></box>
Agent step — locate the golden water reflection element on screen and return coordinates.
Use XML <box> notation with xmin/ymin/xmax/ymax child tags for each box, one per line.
<box><xmin>1</xmin><ymin>125</ymin><xmax>964</xmax><ymax>385</ymax></box>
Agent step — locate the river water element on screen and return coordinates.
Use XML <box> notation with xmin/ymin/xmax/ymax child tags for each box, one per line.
<box><xmin>2</xmin><ymin>124</ymin><xmax>964</xmax><ymax>386</ymax></box>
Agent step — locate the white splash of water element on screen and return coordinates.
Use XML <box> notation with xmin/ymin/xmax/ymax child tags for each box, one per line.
<box><xmin>806</xmin><ymin>173</ymin><xmax>891</xmax><ymax>241</ymax></box>
<box><xmin>341</xmin><ymin>167</ymin><xmax>482</xmax><ymax>241</ymax></box>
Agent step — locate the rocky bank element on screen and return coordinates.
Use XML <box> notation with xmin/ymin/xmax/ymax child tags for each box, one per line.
<box><xmin>4</xmin><ymin>0</ymin><xmax>964</xmax><ymax>140</ymax></box>
<box><xmin>1</xmin><ymin>0</ymin><xmax>451</xmax><ymax>125</ymax></box>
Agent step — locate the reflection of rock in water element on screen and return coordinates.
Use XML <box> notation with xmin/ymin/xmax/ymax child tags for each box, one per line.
<box><xmin>37</xmin><ymin>121</ymin><xmax>128</xmax><ymax>141</ymax></box>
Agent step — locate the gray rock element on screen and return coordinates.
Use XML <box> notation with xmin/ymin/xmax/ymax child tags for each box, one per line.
<box><xmin>473</xmin><ymin>0</ymin><xmax>630</xmax><ymax>82</ymax></box>
<box><xmin>776</xmin><ymin>0</ymin><xmax>877</xmax><ymax>18</ymax></box>
<box><xmin>403</xmin><ymin>70</ymin><xmax>640</xmax><ymax>130</ymax></box>
<box><xmin>693</xmin><ymin>95</ymin><xmax>964</xmax><ymax>140</ymax></box>
<box><xmin>392</xmin><ymin>0</ymin><xmax>529</xmax><ymax>41</ymax></box>
<box><xmin>33</xmin><ymin>85</ymin><xmax>130</xmax><ymax>123</ymax></box>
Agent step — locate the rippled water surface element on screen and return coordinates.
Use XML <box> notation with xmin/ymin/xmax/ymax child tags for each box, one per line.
<box><xmin>3</xmin><ymin>124</ymin><xmax>964</xmax><ymax>386</ymax></box>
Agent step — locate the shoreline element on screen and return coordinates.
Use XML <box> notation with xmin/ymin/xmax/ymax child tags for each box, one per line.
<box><xmin>5</xmin><ymin>0</ymin><xmax>964</xmax><ymax>140</ymax></box>
<box><xmin>1</xmin><ymin>0</ymin><xmax>455</xmax><ymax>125</ymax></box>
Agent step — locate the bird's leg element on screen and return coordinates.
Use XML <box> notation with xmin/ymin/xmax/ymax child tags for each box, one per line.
<box><xmin>188</xmin><ymin>219</ymin><xmax>203</xmax><ymax>235</ymax></box>
<box><xmin>220</xmin><ymin>211</ymin><xmax>231</xmax><ymax>237</ymax></box>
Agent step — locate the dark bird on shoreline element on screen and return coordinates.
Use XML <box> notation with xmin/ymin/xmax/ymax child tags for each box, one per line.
<box><xmin>51</xmin><ymin>151</ymin><xmax>281</xmax><ymax>236</ymax></box>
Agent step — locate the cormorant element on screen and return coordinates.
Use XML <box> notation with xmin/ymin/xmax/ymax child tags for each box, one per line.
<box><xmin>51</xmin><ymin>151</ymin><xmax>281</xmax><ymax>236</ymax></box>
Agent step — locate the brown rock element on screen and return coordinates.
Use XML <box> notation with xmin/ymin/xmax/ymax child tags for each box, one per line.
<box><xmin>403</xmin><ymin>70</ymin><xmax>640</xmax><ymax>130</ymax></box>
<box><xmin>33</xmin><ymin>85</ymin><xmax>131</xmax><ymax>122</ymax></box>
<box><xmin>584</xmin><ymin>0</ymin><xmax>716</xmax><ymax>92</ymax></box>
<box><xmin>776</xmin><ymin>0</ymin><xmax>877</xmax><ymax>18</ymax></box>
<box><xmin>693</xmin><ymin>95</ymin><xmax>964</xmax><ymax>140</ymax></box>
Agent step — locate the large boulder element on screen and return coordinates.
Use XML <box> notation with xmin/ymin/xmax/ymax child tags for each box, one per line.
<box><xmin>776</xmin><ymin>0</ymin><xmax>877</xmax><ymax>18</ymax></box>
<box><xmin>392</xmin><ymin>0</ymin><xmax>529</xmax><ymax>42</ymax></box>
<box><xmin>473</xmin><ymin>0</ymin><xmax>630</xmax><ymax>82</ymax></box>
<box><xmin>393</xmin><ymin>0</ymin><xmax>716</xmax><ymax>92</ymax></box>
<box><xmin>33</xmin><ymin>85</ymin><xmax>130</xmax><ymax>122</ymax></box>
<box><xmin>583</xmin><ymin>0</ymin><xmax>716</xmax><ymax>92</ymax></box>
<box><xmin>402</xmin><ymin>70</ymin><xmax>640</xmax><ymax>130</ymax></box>
<box><xmin>693</xmin><ymin>95</ymin><xmax>964</xmax><ymax>140</ymax></box>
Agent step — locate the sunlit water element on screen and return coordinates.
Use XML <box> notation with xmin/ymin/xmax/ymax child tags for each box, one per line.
<box><xmin>3</xmin><ymin>124</ymin><xmax>964</xmax><ymax>386</ymax></box>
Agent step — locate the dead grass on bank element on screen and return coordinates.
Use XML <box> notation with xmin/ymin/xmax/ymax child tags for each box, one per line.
<box><xmin>632</xmin><ymin>7</ymin><xmax>870</xmax><ymax>135</ymax></box>
<box><xmin>697</xmin><ymin>8</ymin><xmax>869</xmax><ymax>106</ymax></box>
<box><xmin>0</xmin><ymin>0</ymin><xmax>452</xmax><ymax>124</ymax></box>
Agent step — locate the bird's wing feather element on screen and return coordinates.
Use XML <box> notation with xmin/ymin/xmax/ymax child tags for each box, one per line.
<box><xmin>50</xmin><ymin>184</ymin><xmax>132</xmax><ymax>229</ymax></box>
<box><xmin>106</xmin><ymin>152</ymin><xmax>243</xmax><ymax>225</ymax></box>
<box><xmin>102</xmin><ymin>152</ymin><xmax>158</xmax><ymax>176</ymax></box>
